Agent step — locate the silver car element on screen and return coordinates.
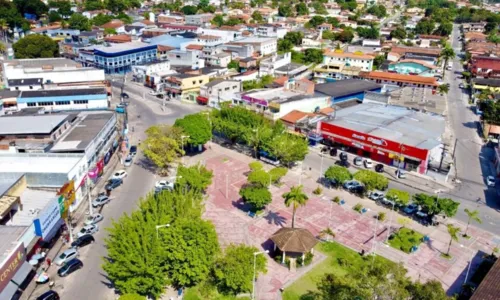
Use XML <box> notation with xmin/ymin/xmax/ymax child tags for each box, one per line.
<box><xmin>54</xmin><ymin>248</ymin><xmax>79</xmax><ymax>266</ymax></box>
<box><xmin>76</xmin><ymin>224</ymin><xmax>99</xmax><ymax>238</ymax></box>
<box><xmin>124</xmin><ymin>155</ymin><xmax>133</xmax><ymax>167</ymax></box>
<box><xmin>92</xmin><ymin>195</ymin><xmax>110</xmax><ymax>207</ymax></box>
<box><xmin>84</xmin><ymin>213</ymin><xmax>103</xmax><ymax>226</ymax></box>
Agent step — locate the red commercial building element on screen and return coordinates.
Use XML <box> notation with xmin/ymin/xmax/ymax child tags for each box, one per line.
<box><xmin>318</xmin><ymin>103</ymin><xmax>445</xmax><ymax>174</ymax></box>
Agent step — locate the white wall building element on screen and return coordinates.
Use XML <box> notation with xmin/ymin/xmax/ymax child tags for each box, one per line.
<box><xmin>260</xmin><ymin>52</ymin><xmax>291</xmax><ymax>76</ymax></box>
<box><xmin>230</xmin><ymin>37</ymin><xmax>277</xmax><ymax>56</ymax></box>
<box><xmin>132</xmin><ymin>61</ymin><xmax>171</xmax><ymax>78</ymax></box>
<box><xmin>196</xmin><ymin>28</ymin><xmax>243</xmax><ymax>43</ymax></box>
<box><xmin>323</xmin><ymin>51</ymin><xmax>374</xmax><ymax>72</ymax></box>
<box><xmin>166</xmin><ymin>50</ymin><xmax>205</xmax><ymax>69</ymax></box>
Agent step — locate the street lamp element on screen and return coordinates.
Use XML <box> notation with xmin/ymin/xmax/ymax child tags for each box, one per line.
<box><xmin>156</xmin><ymin>224</ymin><xmax>170</xmax><ymax>239</ymax></box>
<box><xmin>252</xmin><ymin>250</ymin><xmax>269</xmax><ymax>300</ymax></box>
<box><xmin>181</xmin><ymin>135</ymin><xmax>190</xmax><ymax>164</ymax></box>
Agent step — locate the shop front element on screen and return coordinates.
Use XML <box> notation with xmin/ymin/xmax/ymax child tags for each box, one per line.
<box><xmin>0</xmin><ymin>242</ymin><xmax>32</xmax><ymax>300</ymax></box>
<box><xmin>33</xmin><ymin>197</ymin><xmax>63</xmax><ymax>243</ymax></box>
<box><xmin>320</xmin><ymin>122</ymin><xmax>430</xmax><ymax>174</ymax></box>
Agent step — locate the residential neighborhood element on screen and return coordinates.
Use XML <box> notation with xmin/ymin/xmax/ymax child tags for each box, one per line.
<box><xmin>1</xmin><ymin>0</ymin><xmax>500</xmax><ymax>299</ymax></box>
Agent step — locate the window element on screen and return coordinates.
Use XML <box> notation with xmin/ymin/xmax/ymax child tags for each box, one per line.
<box><xmin>55</xmin><ymin>101</ymin><xmax>70</xmax><ymax>105</ymax></box>
<box><xmin>74</xmin><ymin>100</ymin><xmax>89</xmax><ymax>104</ymax></box>
<box><xmin>38</xmin><ymin>101</ymin><xmax>54</xmax><ymax>106</ymax></box>
<box><xmin>225</xmin><ymin>87</ymin><xmax>230</xmax><ymax>91</ymax></box>
<box><xmin>233</xmin><ymin>86</ymin><xmax>238</xmax><ymax>89</ymax></box>
<box><xmin>192</xmin><ymin>81</ymin><xmax>196</xmax><ymax>85</ymax></box>
<box><xmin>27</xmin><ymin>102</ymin><xmax>37</xmax><ymax>107</ymax></box>
<box><xmin>29</xmin><ymin>86</ymin><xmax>33</xmax><ymax>90</ymax></box>
<box><xmin>199</xmin><ymin>80</ymin><xmax>203</xmax><ymax>83</ymax></box>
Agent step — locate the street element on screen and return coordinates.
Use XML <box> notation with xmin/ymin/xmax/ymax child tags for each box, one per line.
<box><xmin>31</xmin><ymin>80</ymin><xmax>206</xmax><ymax>300</ymax></box>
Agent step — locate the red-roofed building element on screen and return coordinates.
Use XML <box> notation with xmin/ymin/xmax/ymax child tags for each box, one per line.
<box><xmin>360</xmin><ymin>71</ymin><xmax>439</xmax><ymax>89</ymax></box>
<box><xmin>186</xmin><ymin>44</ymin><xmax>204</xmax><ymax>50</ymax></box>
<box><xmin>104</xmin><ymin>34</ymin><xmax>132</xmax><ymax>43</ymax></box>
<box><xmin>471</xmin><ymin>56</ymin><xmax>500</xmax><ymax>78</ymax></box>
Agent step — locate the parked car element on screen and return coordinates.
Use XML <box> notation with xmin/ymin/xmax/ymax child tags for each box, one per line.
<box><xmin>111</xmin><ymin>170</ymin><xmax>127</xmax><ymax>180</ymax></box>
<box><xmin>486</xmin><ymin>176</ymin><xmax>496</xmax><ymax>187</ymax></box>
<box><xmin>403</xmin><ymin>204</ymin><xmax>418</xmax><ymax>215</ymax></box>
<box><xmin>124</xmin><ymin>155</ymin><xmax>133</xmax><ymax>167</ymax></box>
<box><xmin>348</xmin><ymin>184</ymin><xmax>365</xmax><ymax>194</ymax></box>
<box><xmin>369</xmin><ymin>191</ymin><xmax>384</xmax><ymax>201</ymax></box>
<box><xmin>375</xmin><ymin>164</ymin><xmax>384</xmax><ymax>173</ymax></box>
<box><xmin>329</xmin><ymin>148</ymin><xmax>338</xmax><ymax>157</ymax></box>
<box><xmin>335</xmin><ymin>160</ymin><xmax>351</xmax><ymax>168</ymax></box>
<box><xmin>396</xmin><ymin>169</ymin><xmax>406</xmax><ymax>179</ymax></box>
<box><xmin>57</xmin><ymin>258</ymin><xmax>83</xmax><ymax>277</ymax></box>
<box><xmin>36</xmin><ymin>291</ymin><xmax>60</xmax><ymax>300</ymax></box>
<box><xmin>120</xmin><ymin>92</ymin><xmax>129</xmax><ymax>99</ymax></box>
<box><xmin>105</xmin><ymin>178</ymin><xmax>122</xmax><ymax>191</ymax></box>
<box><xmin>364</xmin><ymin>159</ymin><xmax>373</xmax><ymax>168</ymax></box>
<box><xmin>381</xmin><ymin>197</ymin><xmax>397</xmax><ymax>207</ymax></box>
<box><xmin>353</xmin><ymin>157</ymin><xmax>363</xmax><ymax>166</ymax></box>
<box><xmin>155</xmin><ymin>180</ymin><xmax>174</xmax><ymax>190</ymax></box>
<box><xmin>149</xmin><ymin>90</ymin><xmax>158</xmax><ymax>96</ymax></box>
<box><xmin>71</xmin><ymin>234</ymin><xmax>95</xmax><ymax>249</ymax></box>
<box><xmin>415</xmin><ymin>211</ymin><xmax>431</xmax><ymax>225</ymax></box>
<box><xmin>459</xmin><ymin>83</ymin><xmax>465</xmax><ymax>89</ymax></box>
<box><xmin>92</xmin><ymin>194</ymin><xmax>110</xmax><ymax>207</ymax></box>
<box><xmin>343</xmin><ymin>180</ymin><xmax>363</xmax><ymax>192</ymax></box>
<box><xmin>54</xmin><ymin>248</ymin><xmax>79</xmax><ymax>266</ymax></box>
<box><xmin>129</xmin><ymin>145</ymin><xmax>137</xmax><ymax>157</ymax></box>
<box><xmin>339</xmin><ymin>152</ymin><xmax>348</xmax><ymax>161</ymax></box>
<box><xmin>77</xmin><ymin>224</ymin><xmax>99</xmax><ymax>238</ymax></box>
<box><xmin>84</xmin><ymin>213</ymin><xmax>103</xmax><ymax>226</ymax></box>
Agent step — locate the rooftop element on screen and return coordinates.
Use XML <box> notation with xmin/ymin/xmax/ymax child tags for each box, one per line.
<box><xmin>19</xmin><ymin>87</ymin><xmax>107</xmax><ymax>98</ymax></box>
<box><xmin>324</xmin><ymin>51</ymin><xmax>375</xmax><ymax>60</ymax></box>
<box><xmin>0</xmin><ymin>226</ymin><xmax>27</xmax><ymax>263</ymax></box>
<box><xmin>470</xmin><ymin>257</ymin><xmax>500</xmax><ymax>300</ymax></box>
<box><xmin>4</xmin><ymin>58</ymin><xmax>81</xmax><ymax>69</ymax></box>
<box><xmin>324</xmin><ymin>102</ymin><xmax>445</xmax><ymax>150</ymax></box>
<box><xmin>8</xmin><ymin>78</ymin><xmax>43</xmax><ymax>86</ymax></box>
<box><xmin>270</xmin><ymin>227</ymin><xmax>318</xmax><ymax>253</ymax></box>
<box><xmin>361</xmin><ymin>71</ymin><xmax>439</xmax><ymax>86</ymax></box>
<box><xmin>0</xmin><ymin>114</ymin><xmax>69</xmax><ymax>135</ymax></box>
<box><xmin>3</xmin><ymin>189</ymin><xmax>56</xmax><ymax>226</ymax></box>
<box><xmin>314</xmin><ymin>79</ymin><xmax>381</xmax><ymax>98</ymax></box>
<box><xmin>50</xmin><ymin>112</ymin><xmax>115</xmax><ymax>152</ymax></box>
<box><xmin>0</xmin><ymin>153</ymin><xmax>84</xmax><ymax>174</ymax></box>
<box><xmin>90</xmin><ymin>41</ymin><xmax>155</xmax><ymax>54</ymax></box>
<box><xmin>204</xmin><ymin>79</ymin><xmax>240</xmax><ymax>88</ymax></box>
<box><xmin>472</xmin><ymin>78</ymin><xmax>500</xmax><ymax>87</ymax></box>
<box><xmin>241</xmin><ymin>87</ymin><xmax>305</xmax><ymax>102</ymax></box>
<box><xmin>389</xmin><ymin>87</ymin><xmax>446</xmax><ymax>115</ymax></box>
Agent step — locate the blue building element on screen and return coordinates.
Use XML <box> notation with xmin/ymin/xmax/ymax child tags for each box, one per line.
<box><xmin>17</xmin><ymin>88</ymin><xmax>109</xmax><ymax>111</ymax></box>
<box><xmin>314</xmin><ymin>79</ymin><xmax>382</xmax><ymax>104</ymax></box>
<box><xmin>84</xmin><ymin>42</ymin><xmax>158</xmax><ymax>74</ymax></box>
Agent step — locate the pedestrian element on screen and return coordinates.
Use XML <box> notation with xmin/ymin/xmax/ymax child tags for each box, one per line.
<box><xmin>46</xmin><ymin>258</ymin><xmax>51</xmax><ymax>267</ymax></box>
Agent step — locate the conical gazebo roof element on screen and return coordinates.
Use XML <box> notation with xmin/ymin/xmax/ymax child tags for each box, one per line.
<box><xmin>270</xmin><ymin>227</ymin><xmax>318</xmax><ymax>253</ymax></box>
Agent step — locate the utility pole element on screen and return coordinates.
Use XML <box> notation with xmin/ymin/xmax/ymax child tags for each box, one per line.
<box><xmin>438</xmin><ymin>143</ymin><xmax>449</xmax><ymax>173</ymax></box>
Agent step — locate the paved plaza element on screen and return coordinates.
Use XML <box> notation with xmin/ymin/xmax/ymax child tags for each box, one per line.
<box><xmin>191</xmin><ymin>144</ymin><xmax>500</xmax><ymax>299</ymax></box>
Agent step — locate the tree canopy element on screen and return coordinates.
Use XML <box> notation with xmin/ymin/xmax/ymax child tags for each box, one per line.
<box><xmin>181</xmin><ymin>5</ymin><xmax>198</xmax><ymax>15</ymax></box>
<box><xmin>140</xmin><ymin>125</ymin><xmax>184</xmax><ymax>174</ymax></box>
<box><xmin>385</xmin><ymin>189</ymin><xmax>411</xmax><ymax>206</ymax></box>
<box><xmin>353</xmin><ymin>170</ymin><xmax>388</xmax><ymax>191</ymax></box>
<box><xmin>324</xmin><ymin>165</ymin><xmax>352</xmax><ymax>184</ymax></box>
<box><xmin>174</xmin><ymin>113</ymin><xmax>212</xmax><ymax>146</ymax></box>
<box><xmin>68</xmin><ymin>13</ymin><xmax>91</xmax><ymax>30</ymax></box>
<box><xmin>14</xmin><ymin>0</ymin><xmax>47</xmax><ymax>18</ymax></box>
<box><xmin>13</xmin><ymin>34</ymin><xmax>59</xmax><ymax>58</ymax></box>
<box><xmin>240</xmin><ymin>185</ymin><xmax>272</xmax><ymax>210</ymax></box>
<box><xmin>412</xmin><ymin>193</ymin><xmax>459</xmax><ymax>217</ymax></box>
<box><xmin>176</xmin><ymin>164</ymin><xmax>213</xmax><ymax>193</ymax></box>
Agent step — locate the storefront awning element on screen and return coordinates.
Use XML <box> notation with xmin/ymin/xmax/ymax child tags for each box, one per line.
<box><xmin>0</xmin><ymin>196</ymin><xmax>20</xmax><ymax>219</ymax></box>
<box><xmin>0</xmin><ymin>262</ymin><xmax>32</xmax><ymax>300</ymax></box>
<box><xmin>196</xmin><ymin>96</ymin><xmax>208</xmax><ymax>104</ymax></box>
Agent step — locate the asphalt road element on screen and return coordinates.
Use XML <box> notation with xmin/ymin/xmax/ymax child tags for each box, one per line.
<box><xmin>50</xmin><ymin>79</ymin><xmax>206</xmax><ymax>300</ymax></box>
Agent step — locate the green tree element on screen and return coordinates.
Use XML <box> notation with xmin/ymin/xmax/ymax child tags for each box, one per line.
<box><xmin>434</xmin><ymin>22</ymin><xmax>453</xmax><ymax>36</ymax></box>
<box><xmin>244</xmin><ymin>124</ymin><xmax>272</xmax><ymax>158</ymax></box>
<box><xmin>68</xmin><ymin>13</ymin><xmax>91</xmax><ymax>30</ymax></box>
<box><xmin>118</xmin><ymin>294</ymin><xmax>144</xmax><ymax>300</ymax></box>
<box><xmin>464</xmin><ymin>208</ymin><xmax>482</xmax><ymax>237</ymax></box>
<box><xmin>106</xmin><ymin>0</ymin><xmax>128</xmax><ymax>13</ymax></box>
<box><xmin>440</xmin><ymin>44</ymin><xmax>455</xmax><ymax>75</ymax></box>
<box><xmin>174</xmin><ymin>113</ymin><xmax>212</xmax><ymax>146</ymax></box>
<box><xmin>353</xmin><ymin>170</ymin><xmax>388</xmax><ymax>191</ymax></box>
<box><xmin>406</xmin><ymin>280</ymin><xmax>449</xmax><ymax>300</ymax></box>
<box><xmin>313</xmin><ymin>2</ymin><xmax>327</xmax><ymax>15</ymax></box>
<box><xmin>48</xmin><ymin>11</ymin><xmax>62</xmax><ymax>23</ymax></box>
<box><xmin>437</xmin><ymin>198</ymin><xmax>459</xmax><ymax>217</ymax></box>
<box><xmin>415</xmin><ymin>19</ymin><xmax>436</xmax><ymax>35</ymax></box>
<box><xmin>373</xmin><ymin>54</ymin><xmax>386</xmax><ymax>70</ymax></box>
<box><xmin>247</xmin><ymin>169</ymin><xmax>271</xmax><ymax>187</ymax></box>
<box><xmin>176</xmin><ymin>164</ymin><xmax>213</xmax><ymax>193</ymax></box>
<box><xmin>445</xmin><ymin>224</ymin><xmax>460</xmax><ymax>257</ymax></box>
<box><xmin>337</xmin><ymin>28</ymin><xmax>354</xmax><ymax>43</ymax></box>
<box><xmin>268</xmin><ymin>133</ymin><xmax>308</xmax><ymax>166</ymax></box>
<box><xmin>269</xmin><ymin>167</ymin><xmax>287</xmax><ymax>184</ymax></box>
<box><xmin>0</xmin><ymin>42</ymin><xmax>5</xmax><ymax>54</ymax></box>
<box><xmin>249</xmin><ymin>161</ymin><xmax>263</xmax><ymax>172</ymax></box>
<box><xmin>104</xmin><ymin>28</ymin><xmax>117</xmax><ymax>35</ymax></box>
<box><xmin>278</xmin><ymin>5</ymin><xmax>293</xmax><ymax>17</ymax></box>
<box><xmin>324</xmin><ymin>165</ymin><xmax>352</xmax><ymax>184</ymax></box>
<box><xmin>56</xmin><ymin>0</ymin><xmax>72</xmax><ymax>17</ymax></box>
<box><xmin>487</xmin><ymin>31</ymin><xmax>500</xmax><ymax>45</ymax></box>
<box><xmin>84</xmin><ymin>0</ymin><xmax>105</xmax><ymax>10</ymax></box>
<box><xmin>356</xmin><ymin>25</ymin><xmax>380</xmax><ymax>39</ymax></box>
<box><xmin>413</xmin><ymin>193</ymin><xmax>440</xmax><ymax>215</ymax></box>
<box><xmin>227</xmin><ymin>60</ymin><xmax>239</xmax><ymax>70</ymax></box>
<box><xmin>482</xmin><ymin>100</ymin><xmax>500</xmax><ymax>125</ymax></box>
<box><xmin>213</xmin><ymin>244</ymin><xmax>267</xmax><ymax>295</ymax></box>
<box><xmin>295</xmin><ymin>3</ymin><xmax>309</xmax><ymax>15</ymax></box>
<box><xmin>390</xmin><ymin>27</ymin><xmax>407</xmax><ymax>39</ymax></box>
<box><xmin>366</xmin><ymin>4</ymin><xmax>387</xmax><ymax>18</ymax></box>
<box><xmin>92</xmin><ymin>13</ymin><xmax>114</xmax><ymax>26</ymax></box>
<box><xmin>306</xmin><ymin>16</ymin><xmax>326</xmax><ymax>28</ymax></box>
<box><xmin>278</xmin><ymin>38</ymin><xmax>293</xmax><ymax>52</ymax></box>
<box><xmin>13</xmin><ymin>34</ymin><xmax>59</xmax><ymax>58</ymax></box>
<box><xmin>251</xmin><ymin>11</ymin><xmax>263</xmax><ymax>23</ymax></box>
<box><xmin>14</xmin><ymin>0</ymin><xmax>48</xmax><ymax>18</ymax></box>
<box><xmin>211</xmin><ymin>14</ymin><xmax>224</xmax><ymax>27</ymax></box>
<box><xmin>284</xmin><ymin>31</ymin><xmax>304</xmax><ymax>46</ymax></box>
<box><xmin>240</xmin><ymin>185</ymin><xmax>272</xmax><ymax>210</ymax></box>
<box><xmin>385</xmin><ymin>189</ymin><xmax>410</xmax><ymax>206</ymax></box>
<box><xmin>161</xmin><ymin>217</ymin><xmax>220</xmax><ymax>287</ymax></box>
<box><xmin>140</xmin><ymin>125</ymin><xmax>184</xmax><ymax>175</ymax></box>
<box><xmin>181</xmin><ymin>5</ymin><xmax>198</xmax><ymax>15</ymax></box>
<box><xmin>303</xmin><ymin>48</ymin><xmax>324</xmax><ymax>64</ymax></box>
<box><xmin>326</xmin><ymin>16</ymin><xmax>340</xmax><ymax>27</ymax></box>
<box><xmin>197</xmin><ymin>0</ymin><xmax>209</xmax><ymax>9</ymax></box>
<box><xmin>283</xmin><ymin>185</ymin><xmax>309</xmax><ymax>228</ymax></box>
<box><xmin>438</xmin><ymin>84</ymin><xmax>449</xmax><ymax>95</ymax></box>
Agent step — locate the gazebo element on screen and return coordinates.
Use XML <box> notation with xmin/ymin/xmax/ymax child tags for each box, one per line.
<box><xmin>270</xmin><ymin>227</ymin><xmax>318</xmax><ymax>265</ymax></box>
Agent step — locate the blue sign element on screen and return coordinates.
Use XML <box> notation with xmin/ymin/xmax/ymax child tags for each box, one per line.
<box><xmin>34</xmin><ymin>198</ymin><xmax>62</xmax><ymax>239</ymax></box>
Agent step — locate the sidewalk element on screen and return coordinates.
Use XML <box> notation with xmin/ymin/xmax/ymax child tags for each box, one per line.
<box><xmin>21</xmin><ymin>153</ymin><xmax>122</xmax><ymax>300</ymax></box>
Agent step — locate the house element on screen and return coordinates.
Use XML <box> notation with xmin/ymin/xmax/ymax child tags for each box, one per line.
<box><xmin>232</xmin><ymin>70</ymin><xmax>259</xmax><ymax>82</ymax></box>
<box><xmin>239</xmin><ymin>57</ymin><xmax>257</xmax><ymax>71</ymax></box>
<box><xmin>317</xmin><ymin>23</ymin><xmax>333</xmax><ymax>31</ymax></box>
<box><xmin>471</xmin><ymin>56</ymin><xmax>500</xmax><ymax>79</ymax></box>
<box><xmin>131</xmin><ymin>61</ymin><xmax>171</xmax><ymax>82</ymax></box>
<box><xmin>255</xmin><ymin>24</ymin><xmax>287</xmax><ymax>38</ymax></box>
<box><xmin>198</xmin><ymin>79</ymin><xmax>242</xmax><ymax>107</ymax></box>
<box><xmin>359</xmin><ymin>71</ymin><xmax>439</xmax><ymax>89</ymax></box>
<box><xmin>99</xmin><ymin>20</ymin><xmax>126</xmax><ymax>34</ymax></box>
<box><xmin>161</xmin><ymin>73</ymin><xmax>210</xmax><ymax>102</ymax></box>
<box><xmin>314</xmin><ymin>79</ymin><xmax>381</xmax><ymax>103</ymax></box>
<box><xmin>470</xmin><ymin>258</ymin><xmax>500</xmax><ymax>300</ymax></box>
<box><xmin>314</xmin><ymin>64</ymin><xmax>362</xmax><ymax>83</ymax></box>
<box><xmin>165</xmin><ymin>49</ymin><xmax>205</xmax><ymax>69</ymax></box>
<box><xmin>323</xmin><ymin>51</ymin><xmax>375</xmax><ymax>72</ymax></box>
<box><xmin>464</xmin><ymin>31</ymin><xmax>487</xmax><ymax>43</ymax></box>
<box><xmin>16</xmin><ymin>87</ymin><xmax>109</xmax><ymax>111</ymax></box>
<box><xmin>362</xmin><ymin>39</ymin><xmax>381</xmax><ymax>48</ymax></box>
<box><xmin>228</xmin><ymin>37</ymin><xmax>277</xmax><ymax>56</ymax></box>
<box><xmin>197</xmin><ymin>28</ymin><xmax>243</xmax><ymax>43</ymax></box>
<box><xmin>260</xmin><ymin>52</ymin><xmax>291</xmax><ymax>76</ymax></box>
<box><xmin>82</xmin><ymin>9</ymin><xmax>112</xmax><ymax>19</ymax></box>
<box><xmin>104</xmin><ymin>34</ymin><xmax>132</xmax><ymax>43</ymax></box>
<box><xmin>462</xmin><ymin>22</ymin><xmax>487</xmax><ymax>33</ymax></box>
<box><xmin>157</xmin><ymin>14</ymin><xmax>184</xmax><ymax>24</ymax></box>
<box><xmin>77</xmin><ymin>30</ymin><xmax>104</xmax><ymax>44</ymax></box>
<box><xmin>185</xmin><ymin>14</ymin><xmax>213</xmax><ymax>26</ymax></box>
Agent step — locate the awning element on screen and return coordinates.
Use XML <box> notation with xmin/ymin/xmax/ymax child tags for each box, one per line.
<box><xmin>196</xmin><ymin>96</ymin><xmax>208</xmax><ymax>104</ymax></box>
<box><xmin>0</xmin><ymin>262</ymin><xmax>33</xmax><ymax>299</ymax></box>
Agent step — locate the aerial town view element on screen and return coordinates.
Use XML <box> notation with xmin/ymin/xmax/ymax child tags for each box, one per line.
<box><xmin>1</xmin><ymin>0</ymin><xmax>500</xmax><ymax>299</ymax></box>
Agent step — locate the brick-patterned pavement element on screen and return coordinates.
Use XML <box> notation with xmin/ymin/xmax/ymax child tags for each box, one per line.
<box><xmin>188</xmin><ymin>145</ymin><xmax>499</xmax><ymax>299</ymax></box>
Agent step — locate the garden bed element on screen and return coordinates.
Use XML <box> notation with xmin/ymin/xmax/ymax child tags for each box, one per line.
<box><xmin>388</xmin><ymin>228</ymin><xmax>424</xmax><ymax>254</ymax></box>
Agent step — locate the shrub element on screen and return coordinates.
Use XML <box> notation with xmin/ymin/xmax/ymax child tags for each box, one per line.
<box><xmin>353</xmin><ymin>203</ymin><xmax>363</xmax><ymax>212</ymax></box>
<box><xmin>332</xmin><ymin>196</ymin><xmax>341</xmax><ymax>203</ymax></box>
<box><xmin>313</xmin><ymin>186</ymin><xmax>323</xmax><ymax>195</ymax></box>
<box><xmin>377</xmin><ymin>212</ymin><xmax>386</xmax><ymax>221</ymax></box>
<box><xmin>249</xmin><ymin>161</ymin><xmax>263</xmax><ymax>171</ymax></box>
<box><xmin>297</xmin><ymin>252</ymin><xmax>314</xmax><ymax>266</ymax></box>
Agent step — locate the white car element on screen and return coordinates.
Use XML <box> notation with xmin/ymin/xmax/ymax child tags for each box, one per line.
<box><xmin>84</xmin><ymin>213</ymin><xmax>103</xmax><ymax>226</ymax></box>
<box><xmin>124</xmin><ymin>155</ymin><xmax>133</xmax><ymax>167</ymax></box>
<box><xmin>77</xmin><ymin>224</ymin><xmax>99</xmax><ymax>238</ymax></box>
<box><xmin>92</xmin><ymin>195</ymin><xmax>110</xmax><ymax>207</ymax></box>
<box><xmin>54</xmin><ymin>248</ymin><xmax>79</xmax><ymax>266</ymax></box>
<box><xmin>369</xmin><ymin>191</ymin><xmax>384</xmax><ymax>201</ymax></box>
<box><xmin>486</xmin><ymin>176</ymin><xmax>496</xmax><ymax>187</ymax></box>
<box><xmin>364</xmin><ymin>159</ymin><xmax>373</xmax><ymax>168</ymax></box>
<box><xmin>155</xmin><ymin>180</ymin><xmax>174</xmax><ymax>190</ymax></box>
<box><xmin>111</xmin><ymin>170</ymin><xmax>127</xmax><ymax>180</ymax></box>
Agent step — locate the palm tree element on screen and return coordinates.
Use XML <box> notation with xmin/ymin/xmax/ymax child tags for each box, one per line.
<box><xmin>464</xmin><ymin>209</ymin><xmax>482</xmax><ymax>237</ymax></box>
<box><xmin>446</xmin><ymin>224</ymin><xmax>460</xmax><ymax>257</ymax></box>
<box><xmin>438</xmin><ymin>84</ymin><xmax>449</xmax><ymax>95</ymax></box>
<box><xmin>0</xmin><ymin>19</ymin><xmax>8</xmax><ymax>43</ymax></box>
<box><xmin>282</xmin><ymin>185</ymin><xmax>309</xmax><ymax>228</ymax></box>
<box><xmin>440</xmin><ymin>45</ymin><xmax>455</xmax><ymax>76</ymax></box>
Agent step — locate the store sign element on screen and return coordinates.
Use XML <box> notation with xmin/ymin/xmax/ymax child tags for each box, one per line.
<box><xmin>0</xmin><ymin>243</ymin><xmax>26</xmax><ymax>291</ymax></box>
<box><xmin>34</xmin><ymin>198</ymin><xmax>61</xmax><ymax>239</ymax></box>
<box><xmin>57</xmin><ymin>180</ymin><xmax>75</xmax><ymax>218</ymax></box>
<box><xmin>351</xmin><ymin>133</ymin><xmax>388</xmax><ymax>147</ymax></box>
<box><xmin>241</xmin><ymin>95</ymin><xmax>268</xmax><ymax>106</ymax></box>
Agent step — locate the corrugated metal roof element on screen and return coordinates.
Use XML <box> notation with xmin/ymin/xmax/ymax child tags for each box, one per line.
<box><xmin>0</xmin><ymin>115</ymin><xmax>69</xmax><ymax>135</ymax></box>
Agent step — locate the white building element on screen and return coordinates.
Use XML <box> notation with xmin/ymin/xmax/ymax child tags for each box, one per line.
<box><xmin>260</xmin><ymin>52</ymin><xmax>291</xmax><ymax>76</ymax></box>
<box><xmin>199</xmin><ymin>79</ymin><xmax>242</xmax><ymax>108</ymax></box>
<box><xmin>2</xmin><ymin>58</ymin><xmax>105</xmax><ymax>89</ymax></box>
<box><xmin>132</xmin><ymin>61</ymin><xmax>171</xmax><ymax>79</ymax></box>
<box><xmin>229</xmin><ymin>37</ymin><xmax>277</xmax><ymax>56</ymax></box>
<box><xmin>255</xmin><ymin>25</ymin><xmax>287</xmax><ymax>38</ymax></box>
<box><xmin>166</xmin><ymin>50</ymin><xmax>206</xmax><ymax>69</ymax></box>
<box><xmin>196</xmin><ymin>28</ymin><xmax>243</xmax><ymax>43</ymax></box>
<box><xmin>16</xmin><ymin>87</ymin><xmax>109</xmax><ymax>111</ymax></box>
<box><xmin>323</xmin><ymin>51</ymin><xmax>374</xmax><ymax>72</ymax></box>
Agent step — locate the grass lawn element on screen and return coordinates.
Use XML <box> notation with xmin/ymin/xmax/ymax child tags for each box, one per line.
<box><xmin>282</xmin><ymin>241</ymin><xmax>395</xmax><ymax>300</ymax></box>
<box><xmin>388</xmin><ymin>227</ymin><xmax>424</xmax><ymax>253</ymax></box>
<box><xmin>184</xmin><ymin>285</ymin><xmax>250</xmax><ymax>300</ymax></box>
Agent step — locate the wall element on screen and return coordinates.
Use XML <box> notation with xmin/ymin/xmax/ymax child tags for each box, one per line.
<box><xmin>278</xmin><ymin>96</ymin><xmax>330</xmax><ymax>118</ymax></box>
<box><xmin>4</xmin><ymin>68</ymin><xmax>105</xmax><ymax>87</ymax></box>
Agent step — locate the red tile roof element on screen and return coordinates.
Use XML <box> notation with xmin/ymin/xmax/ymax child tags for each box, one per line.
<box><xmin>100</xmin><ymin>20</ymin><xmax>124</xmax><ymax>29</ymax></box>
<box><xmin>390</xmin><ymin>46</ymin><xmax>441</xmax><ymax>56</ymax></box>
<box><xmin>104</xmin><ymin>34</ymin><xmax>131</xmax><ymax>43</ymax></box>
<box><xmin>273</xmin><ymin>76</ymin><xmax>289</xmax><ymax>86</ymax></box>
<box><xmin>157</xmin><ymin>45</ymin><xmax>175</xmax><ymax>52</ymax></box>
<box><xmin>186</xmin><ymin>44</ymin><xmax>204</xmax><ymax>50</ymax></box>
<box><xmin>472</xmin><ymin>56</ymin><xmax>500</xmax><ymax>70</ymax></box>
<box><xmin>280</xmin><ymin>110</ymin><xmax>316</xmax><ymax>124</ymax></box>
<box><xmin>361</xmin><ymin>71</ymin><xmax>438</xmax><ymax>86</ymax></box>
<box><xmin>470</xmin><ymin>258</ymin><xmax>500</xmax><ymax>300</ymax></box>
